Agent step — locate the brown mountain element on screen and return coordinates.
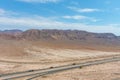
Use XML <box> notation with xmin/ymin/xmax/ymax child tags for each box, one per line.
<box><xmin>21</xmin><ymin>29</ymin><xmax>119</xmax><ymax>40</ymax></box>
<box><xmin>0</xmin><ymin>29</ymin><xmax>120</xmax><ymax>51</ymax></box>
<box><xmin>0</xmin><ymin>30</ymin><xmax>22</xmax><ymax>40</ymax></box>
<box><xmin>0</xmin><ymin>29</ymin><xmax>120</xmax><ymax>42</ymax></box>
<box><xmin>0</xmin><ymin>29</ymin><xmax>120</xmax><ymax>46</ymax></box>
<box><xmin>22</xmin><ymin>29</ymin><xmax>120</xmax><ymax>51</ymax></box>
<box><xmin>0</xmin><ymin>29</ymin><xmax>22</xmax><ymax>35</ymax></box>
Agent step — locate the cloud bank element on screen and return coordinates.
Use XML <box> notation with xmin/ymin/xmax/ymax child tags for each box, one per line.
<box><xmin>68</xmin><ymin>6</ymin><xmax>100</xmax><ymax>13</ymax></box>
<box><xmin>0</xmin><ymin>8</ymin><xmax>120</xmax><ymax>35</ymax></box>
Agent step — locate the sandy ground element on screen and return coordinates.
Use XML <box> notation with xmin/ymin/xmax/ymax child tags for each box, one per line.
<box><xmin>32</xmin><ymin>61</ymin><xmax>120</xmax><ymax>80</ymax></box>
<box><xmin>12</xmin><ymin>61</ymin><xmax>120</xmax><ymax>80</ymax></box>
<box><xmin>0</xmin><ymin>40</ymin><xmax>120</xmax><ymax>80</ymax></box>
<box><xmin>0</xmin><ymin>49</ymin><xmax>120</xmax><ymax>74</ymax></box>
<box><xmin>1</xmin><ymin>47</ymin><xmax>120</xmax><ymax>62</ymax></box>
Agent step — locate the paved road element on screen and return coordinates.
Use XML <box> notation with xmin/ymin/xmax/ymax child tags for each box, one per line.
<box><xmin>0</xmin><ymin>56</ymin><xmax>120</xmax><ymax>80</ymax></box>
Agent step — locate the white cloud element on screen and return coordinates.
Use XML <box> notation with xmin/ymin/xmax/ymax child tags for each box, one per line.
<box><xmin>62</xmin><ymin>15</ymin><xmax>99</xmax><ymax>22</ymax></box>
<box><xmin>0</xmin><ymin>8</ymin><xmax>18</xmax><ymax>16</ymax></box>
<box><xmin>63</xmin><ymin>15</ymin><xmax>88</xmax><ymax>20</ymax></box>
<box><xmin>0</xmin><ymin>16</ymin><xmax>120</xmax><ymax>35</ymax></box>
<box><xmin>68</xmin><ymin>6</ymin><xmax>100</xmax><ymax>13</ymax></box>
<box><xmin>17</xmin><ymin>0</ymin><xmax>60</xmax><ymax>3</ymax></box>
<box><xmin>79</xmin><ymin>8</ymin><xmax>100</xmax><ymax>12</ymax></box>
<box><xmin>0</xmin><ymin>8</ymin><xmax>119</xmax><ymax>35</ymax></box>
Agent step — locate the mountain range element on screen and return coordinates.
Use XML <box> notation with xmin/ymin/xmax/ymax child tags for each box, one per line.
<box><xmin>0</xmin><ymin>29</ymin><xmax>120</xmax><ymax>40</ymax></box>
<box><xmin>0</xmin><ymin>29</ymin><xmax>120</xmax><ymax>51</ymax></box>
<box><xmin>0</xmin><ymin>29</ymin><xmax>120</xmax><ymax>46</ymax></box>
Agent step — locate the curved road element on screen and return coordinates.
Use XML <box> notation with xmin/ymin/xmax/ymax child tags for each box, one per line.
<box><xmin>0</xmin><ymin>56</ymin><xmax>120</xmax><ymax>80</ymax></box>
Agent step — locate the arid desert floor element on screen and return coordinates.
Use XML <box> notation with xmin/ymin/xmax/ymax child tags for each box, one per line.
<box><xmin>0</xmin><ymin>40</ymin><xmax>120</xmax><ymax>80</ymax></box>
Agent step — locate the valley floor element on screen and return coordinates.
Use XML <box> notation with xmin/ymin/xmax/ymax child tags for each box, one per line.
<box><xmin>0</xmin><ymin>40</ymin><xmax>120</xmax><ymax>80</ymax></box>
<box><xmin>32</xmin><ymin>61</ymin><xmax>120</xmax><ymax>80</ymax></box>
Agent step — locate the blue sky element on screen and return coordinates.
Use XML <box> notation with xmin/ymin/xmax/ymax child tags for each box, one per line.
<box><xmin>0</xmin><ymin>0</ymin><xmax>120</xmax><ymax>35</ymax></box>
